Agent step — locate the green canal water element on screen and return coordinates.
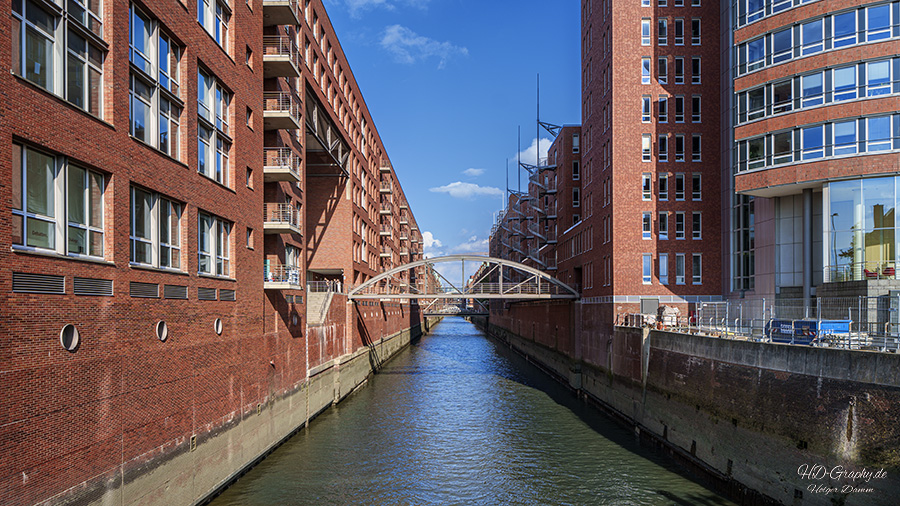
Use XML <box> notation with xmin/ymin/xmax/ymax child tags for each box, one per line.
<box><xmin>209</xmin><ymin>317</ymin><xmax>734</xmax><ymax>505</ymax></box>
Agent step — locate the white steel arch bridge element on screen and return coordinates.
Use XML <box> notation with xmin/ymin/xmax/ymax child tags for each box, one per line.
<box><xmin>348</xmin><ymin>255</ymin><xmax>579</xmax><ymax>316</ymax></box>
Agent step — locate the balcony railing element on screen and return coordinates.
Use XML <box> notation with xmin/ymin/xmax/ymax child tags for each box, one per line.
<box><xmin>400</xmin><ymin>248</ymin><xmax>409</xmax><ymax>256</ymax></box>
<box><xmin>263</xmin><ymin>147</ymin><xmax>301</xmax><ymax>182</ymax></box>
<box><xmin>380</xmin><ymin>247</ymin><xmax>392</xmax><ymax>257</ymax></box>
<box><xmin>380</xmin><ymin>204</ymin><xmax>392</xmax><ymax>214</ymax></box>
<box><xmin>262</xmin><ymin>0</ymin><xmax>300</xmax><ymax>26</ymax></box>
<box><xmin>399</xmin><ymin>214</ymin><xmax>408</xmax><ymax>225</ymax></box>
<box><xmin>379</xmin><ymin>225</ymin><xmax>392</xmax><ymax>236</ymax></box>
<box><xmin>263</xmin><ymin>203</ymin><xmax>301</xmax><ymax>235</ymax></box>
<box><xmin>263</xmin><ymin>91</ymin><xmax>301</xmax><ymax>130</ymax></box>
<box><xmin>380</xmin><ymin>181</ymin><xmax>393</xmax><ymax>193</ymax></box>
<box><xmin>380</xmin><ymin>162</ymin><xmax>392</xmax><ymax>172</ymax></box>
<box><xmin>264</xmin><ymin>262</ymin><xmax>302</xmax><ymax>289</ymax></box>
<box><xmin>263</xmin><ymin>36</ymin><xmax>300</xmax><ymax>77</ymax></box>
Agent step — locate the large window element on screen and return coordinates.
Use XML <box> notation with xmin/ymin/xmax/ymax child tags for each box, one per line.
<box><xmin>643</xmin><ymin>212</ymin><xmax>652</xmax><ymax>239</ymax></box>
<box><xmin>827</xmin><ymin>177</ymin><xmax>898</xmax><ymax>281</ymax></box>
<box><xmin>198</xmin><ymin>212</ymin><xmax>231</xmax><ymax>276</ymax></box>
<box><xmin>643</xmin><ymin>254</ymin><xmax>652</xmax><ymax>284</ymax></box>
<box><xmin>12</xmin><ymin>144</ymin><xmax>105</xmax><ymax>257</ymax></box>
<box><xmin>130</xmin><ymin>186</ymin><xmax>181</xmax><ymax>269</ymax></box>
<box><xmin>12</xmin><ymin>0</ymin><xmax>104</xmax><ymax>115</ymax></box>
<box><xmin>659</xmin><ymin>253</ymin><xmax>669</xmax><ymax>284</ymax></box>
<box><xmin>675</xmin><ymin>253</ymin><xmax>685</xmax><ymax>284</ymax></box>
<box><xmin>130</xmin><ymin>6</ymin><xmax>181</xmax><ymax>157</ymax></box>
<box><xmin>692</xmin><ymin>254</ymin><xmax>702</xmax><ymax>284</ymax></box>
<box><xmin>198</xmin><ymin>69</ymin><xmax>232</xmax><ymax>185</ymax></box>
<box><xmin>198</xmin><ymin>0</ymin><xmax>230</xmax><ymax>48</ymax></box>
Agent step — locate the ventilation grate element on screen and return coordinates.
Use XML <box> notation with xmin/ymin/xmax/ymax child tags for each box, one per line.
<box><xmin>13</xmin><ymin>272</ymin><xmax>65</xmax><ymax>294</ymax></box>
<box><xmin>130</xmin><ymin>282</ymin><xmax>159</xmax><ymax>298</ymax></box>
<box><xmin>74</xmin><ymin>277</ymin><xmax>113</xmax><ymax>297</ymax></box>
<box><xmin>220</xmin><ymin>289</ymin><xmax>236</xmax><ymax>301</ymax></box>
<box><xmin>164</xmin><ymin>284</ymin><xmax>188</xmax><ymax>300</ymax></box>
<box><xmin>198</xmin><ymin>287</ymin><xmax>217</xmax><ymax>301</ymax></box>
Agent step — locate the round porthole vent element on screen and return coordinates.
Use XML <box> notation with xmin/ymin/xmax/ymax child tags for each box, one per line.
<box><xmin>156</xmin><ymin>321</ymin><xmax>169</xmax><ymax>342</ymax></box>
<box><xmin>214</xmin><ymin>318</ymin><xmax>223</xmax><ymax>335</ymax></box>
<box><xmin>59</xmin><ymin>324</ymin><xmax>80</xmax><ymax>352</ymax></box>
<box><xmin>292</xmin><ymin>314</ymin><xmax>299</xmax><ymax>326</ymax></box>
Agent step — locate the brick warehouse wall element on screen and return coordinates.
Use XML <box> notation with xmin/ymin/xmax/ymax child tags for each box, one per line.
<box><xmin>0</xmin><ymin>1</ymin><xmax>426</xmax><ymax>505</ymax></box>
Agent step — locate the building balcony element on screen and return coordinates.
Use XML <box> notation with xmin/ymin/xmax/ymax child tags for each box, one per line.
<box><xmin>380</xmin><ymin>181</ymin><xmax>393</xmax><ymax>193</ymax></box>
<box><xmin>399</xmin><ymin>214</ymin><xmax>408</xmax><ymax>225</ymax></box>
<box><xmin>399</xmin><ymin>231</ymin><xmax>408</xmax><ymax>241</ymax></box>
<box><xmin>399</xmin><ymin>202</ymin><xmax>408</xmax><ymax>209</ymax></box>
<box><xmin>263</xmin><ymin>147</ymin><xmax>301</xmax><ymax>183</ymax></box>
<box><xmin>263</xmin><ymin>91</ymin><xmax>301</xmax><ymax>130</ymax></box>
<box><xmin>379</xmin><ymin>226</ymin><xmax>392</xmax><ymax>237</ymax></box>
<box><xmin>263</xmin><ymin>203</ymin><xmax>302</xmax><ymax>235</ymax></box>
<box><xmin>379</xmin><ymin>204</ymin><xmax>392</xmax><ymax>215</ymax></box>
<box><xmin>380</xmin><ymin>162</ymin><xmax>392</xmax><ymax>173</ymax></box>
<box><xmin>262</xmin><ymin>0</ymin><xmax>300</xmax><ymax>26</ymax></box>
<box><xmin>400</xmin><ymin>248</ymin><xmax>409</xmax><ymax>257</ymax></box>
<box><xmin>263</xmin><ymin>36</ymin><xmax>300</xmax><ymax>78</ymax></box>
<box><xmin>264</xmin><ymin>262</ymin><xmax>302</xmax><ymax>289</ymax></box>
<box><xmin>380</xmin><ymin>247</ymin><xmax>392</xmax><ymax>258</ymax></box>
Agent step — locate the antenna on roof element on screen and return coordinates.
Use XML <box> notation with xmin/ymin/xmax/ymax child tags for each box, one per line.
<box><xmin>517</xmin><ymin>126</ymin><xmax>521</xmax><ymax>193</ymax></box>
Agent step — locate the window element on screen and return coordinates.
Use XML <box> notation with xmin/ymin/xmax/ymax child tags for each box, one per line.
<box><xmin>246</xmin><ymin>227</ymin><xmax>253</xmax><ymax>248</ymax></box>
<box><xmin>833</xmin><ymin>11</ymin><xmax>856</xmax><ymax>48</ymax></box>
<box><xmin>246</xmin><ymin>166</ymin><xmax>254</xmax><ymax>188</ymax></box>
<box><xmin>867</xmin><ymin>116</ymin><xmax>892</xmax><ymax>152</ymax></box>
<box><xmin>802</xmin><ymin>19</ymin><xmax>823</xmax><ymax>56</ymax></box>
<box><xmin>867</xmin><ymin>4</ymin><xmax>891</xmax><ymax>42</ymax></box>
<box><xmin>130</xmin><ymin>186</ymin><xmax>181</xmax><ymax>269</ymax></box>
<box><xmin>747</xmin><ymin>38</ymin><xmax>764</xmax><ymax>72</ymax></box>
<box><xmin>572</xmin><ymin>187</ymin><xmax>580</xmax><ymax>207</ymax></box>
<box><xmin>692</xmin><ymin>173</ymin><xmax>701</xmax><ymax>200</ymax></box>
<box><xmin>834</xmin><ymin>120</ymin><xmax>857</xmax><ymax>156</ymax></box>
<box><xmin>198</xmin><ymin>212</ymin><xmax>231</xmax><ymax>276</ymax></box>
<box><xmin>659</xmin><ymin>95</ymin><xmax>668</xmax><ymax>123</ymax></box>
<box><xmin>643</xmin><ymin>212</ymin><xmax>652</xmax><ymax>239</ymax></box>
<box><xmin>692</xmin><ymin>254</ymin><xmax>702</xmax><ymax>284</ymax></box>
<box><xmin>659</xmin><ymin>134</ymin><xmax>669</xmax><ymax>161</ymax></box>
<box><xmin>198</xmin><ymin>0</ymin><xmax>230</xmax><ymax>48</ymax></box>
<box><xmin>674</xmin><ymin>19</ymin><xmax>684</xmax><ymax>45</ymax></box>
<box><xmin>641</xmin><ymin>19</ymin><xmax>651</xmax><ymax>45</ymax></box>
<box><xmin>642</xmin><ymin>95</ymin><xmax>652</xmax><ymax>122</ymax></box>
<box><xmin>773</xmin><ymin>131</ymin><xmax>793</xmax><ymax>165</ymax></box>
<box><xmin>772</xmin><ymin>28</ymin><xmax>792</xmax><ymax>64</ymax></box>
<box><xmin>691</xmin><ymin>95</ymin><xmax>701</xmax><ymax>123</ymax></box>
<box><xmin>642</xmin><ymin>0</ymin><xmax>650</xmax><ymax>5</ymax></box>
<box><xmin>801</xmin><ymin>72</ymin><xmax>824</xmax><ymax>108</ymax></box>
<box><xmin>658</xmin><ymin>19</ymin><xmax>667</xmax><ymax>46</ymax></box>
<box><xmin>198</xmin><ymin>69</ymin><xmax>231</xmax><ymax>185</ymax></box>
<box><xmin>130</xmin><ymin>6</ymin><xmax>181</xmax><ymax>157</ymax></box>
<box><xmin>659</xmin><ymin>212</ymin><xmax>669</xmax><ymax>240</ymax></box>
<box><xmin>748</xmin><ymin>136</ymin><xmax>765</xmax><ymax>169</ymax></box>
<box><xmin>867</xmin><ymin>60</ymin><xmax>891</xmax><ymax>97</ymax></box>
<box><xmin>691</xmin><ymin>57</ymin><xmax>700</xmax><ymax>84</ymax></box>
<box><xmin>12</xmin><ymin>144</ymin><xmax>105</xmax><ymax>257</ymax></box>
<box><xmin>691</xmin><ymin>18</ymin><xmax>700</xmax><ymax>45</ymax></box>
<box><xmin>12</xmin><ymin>0</ymin><xmax>105</xmax><ymax>115</ymax></box>
<box><xmin>802</xmin><ymin>125</ymin><xmax>824</xmax><ymax>160</ymax></box>
<box><xmin>643</xmin><ymin>254</ymin><xmax>652</xmax><ymax>284</ymax></box>
<box><xmin>675</xmin><ymin>173</ymin><xmax>685</xmax><ymax>200</ymax></box>
<box><xmin>573</xmin><ymin>161</ymin><xmax>580</xmax><ymax>180</ymax></box>
<box><xmin>674</xmin><ymin>57</ymin><xmax>684</xmax><ymax>84</ymax></box>
<box><xmin>675</xmin><ymin>134</ymin><xmax>685</xmax><ymax>161</ymax></box>
<box><xmin>691</xmin><ymin>135</ymin><xmax>701</xmax><ymax>161</ymax></box>
<box><xmin>740</xmin><ymin>0</ymin><xmax>764</xmax><ymax>25</ymax></box>
<box><xmin>573</xmin><ymin>133</ymin><xmax>580</xmax><ymax>153</ymax></box>
<box><xmin>675</xmin><ymin>253</ymin><xmax>685</xmax><ymax>284</ymax></box>
<box><xmin>674</xmin><ymin>95</ymin><xmax>685</xmax><ymax>122</ymax></box>
<box><xmin>642</xmin><ymin>134</ymin><xmax>652</xmax><ymax>161</ymax></box>
<box><xmin>659</xmin><ymin>174</ymin><xmax>668</xmax><ymax>200</ymax></box>
<box><xmin>675</xmin><ymin>212</ymin><xmax>685</xmax><ymax>239</ymax></box>
<box><xmin>642</xmin><ymin>173</ymin><xmax>652</xmax><ymax>200</ymax></box>
<box><xmin>692</xmin><ymin>212</ymin><xmax>702</xmax><ymax>239</ymax></box>
<box><xmin>659</xmin><ymin>253</ymin><xmax>669</xmax><ymax>284</ymax></box>
<box><xmin>772</xmin><ymin>80</ymin><xmax>792</xmax><ymax>114</ymax></box>
<box><xmin>659</xmin><ymin>0</ymin><xmax>667</xmax><ymax>6</ymax></box>
<box><xmin>658</xmin><ymin>57</ymin><xmax>668</xmax><ymax>84</ymax></box>
<box><xmin>833</xmin><ymin>66</ymin><xmax>857</xmax><ymax>102</ymax></box>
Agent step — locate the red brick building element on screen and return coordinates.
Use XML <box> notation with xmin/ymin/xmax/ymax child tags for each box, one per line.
<box><xmin>1</xmin><ymin>0</ymin><xmax>423</xmax><ymax>504</ymax></box>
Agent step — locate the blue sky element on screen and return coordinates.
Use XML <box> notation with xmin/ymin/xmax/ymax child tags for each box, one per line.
<box><xmin>323</xmin><ymin>0</ymin><xmax>580</xmax><ymax>281</ymax></box>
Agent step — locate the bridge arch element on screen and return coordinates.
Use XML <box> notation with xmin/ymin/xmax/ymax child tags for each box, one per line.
<box><xmin>348</xmin><ymin>255</ymin><xmax>579</xmax><ymax>300</ymax></box>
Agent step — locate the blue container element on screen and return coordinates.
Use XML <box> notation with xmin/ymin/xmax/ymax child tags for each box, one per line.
<box><xmin>767</xmin><ymin>319</ymin><xmax>851</xmax><ymax>345</ymax></box>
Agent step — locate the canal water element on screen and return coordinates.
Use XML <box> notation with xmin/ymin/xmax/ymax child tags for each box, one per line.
<box><xmin>210</xmin><ymin>318</ymin><xmax>734</xmax><ymax>505</ymax></box>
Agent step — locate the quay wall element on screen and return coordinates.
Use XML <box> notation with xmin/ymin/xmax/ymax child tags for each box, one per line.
<box><xmin>475</xmin><ymin>304</ymin><xmax>900</xmax><ymax>506</ymax></box>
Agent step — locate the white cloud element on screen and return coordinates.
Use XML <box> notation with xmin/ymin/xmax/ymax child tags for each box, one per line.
<box><xmin>334</xmin><ymin>0</ymin><xmax>430</xmax><ymax>16</ymax></box>
<box><xmin>463</xmin><ymin>168</ymin><xmax>485</xmax><ymax>177</ymax></box>
<box><xmin>429</xmin><ymin>181</ymin><xmax>503</xmax><ymax>199</ymax></box>
<box><xmin>453</xmin><ymin>236</ymin><xmax>489</xmax><ymax>254</ymax></box>
<box><xmin>381</xmin><ymin>25</ymin><xmax>468</xmax><ymax>69</ymax></box>
<box><xmin>512</xmin><ymin>137</ymin><xmax>553</xmax><ymax>167</ymax></box>
<box><xmin>422</xmin><ymin>231</ymin><xmax>442</xmax><ymax>250</ymax></box>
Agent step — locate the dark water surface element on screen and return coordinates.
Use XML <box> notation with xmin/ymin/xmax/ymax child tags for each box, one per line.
<box><xmin>210</xmin><ymin>318</ymin><xmax>734</xmax><ymax>505</ymax></box>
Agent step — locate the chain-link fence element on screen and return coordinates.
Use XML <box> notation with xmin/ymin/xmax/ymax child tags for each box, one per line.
<box><xmin>623</xmin><ymin>295</ymin><xmax>900</xmax><ymax>352</ymax></box>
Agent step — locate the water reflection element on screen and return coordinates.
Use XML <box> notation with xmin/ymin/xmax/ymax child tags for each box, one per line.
<box><xmin>210</xmin><ymin>318</ymin><xmax>734</xmax><ymax>506</ymax></box>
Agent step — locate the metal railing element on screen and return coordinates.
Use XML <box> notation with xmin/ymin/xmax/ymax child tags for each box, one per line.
<box><xmin>263</xmin><ymin>91</ymin><xmax>301</xmax><ymax>119</ymax></box>
<box><xmin>618</xmin><ymin>295</ymin><xmax>900</xmax><ymax>352</ymax></box>
<box><xmin>380</xmin><ymin>204</ymin><xmax>392</xmax><ymax>214</ymax></box>
<box><xmin>263</xmin><ymin>147</ymin><xmax>301</xmax><ymax>177</ymax></box>
<box><xmin>264</xmin><ymin>263</ymin><xmax>301</xmax><ymax>286</ymax></box>
<box><xmin>399</xmin><ymin>214</ymin><xmax>409</xmax><ymax>224</ymax></box>
<box><xmin>307</xmin><ymin>280</ymin><xmax>343</xmax><ymax>293</ymax></box>
<box><xmin>380</xmin><ymin>181</ymin><xmax>393</xmax><ymax>192</ymax></box>
<box><xmin>263</xmin><ymin>36</ymin><xmax>300</xmax><ymax>66</ymax></box>
<box><xmin>264</xmin><ymin>203</ymin><xmax>300</xmax><ymax>227</ymax></box>
<box><xmin>826</xmin><ymin>262</ymin><xmax>897</xmax><ymax>282</ymax></box>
